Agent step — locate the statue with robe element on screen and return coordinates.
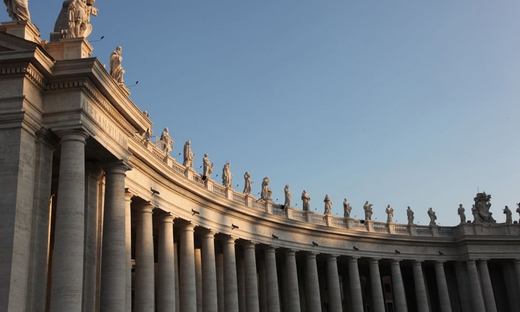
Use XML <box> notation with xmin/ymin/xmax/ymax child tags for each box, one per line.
<box><xmin>110</xmin><ymin>46</ymin><xmax>125</xmax><ymax>84</ymax></box>
<box><xmin>4</xmin><ymin>0</ymin><xmax>30</xmax><ymax>22</ymax></box>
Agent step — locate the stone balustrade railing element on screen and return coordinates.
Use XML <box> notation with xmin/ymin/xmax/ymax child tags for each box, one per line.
<box><xmin>131</xmin><ymin>134</ymin><xmax>520</xmax><ymax>238</ymax></box>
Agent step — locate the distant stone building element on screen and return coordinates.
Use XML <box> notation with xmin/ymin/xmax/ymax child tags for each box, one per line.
<box><xmin>1</xmin><ymin>9</ymin><xmax>520</xmax><ymax>312</ymax></box>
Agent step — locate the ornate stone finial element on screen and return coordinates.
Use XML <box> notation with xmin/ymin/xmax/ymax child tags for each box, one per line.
<box><xmin>343</xmin><ymin>198</ymin><xmax>352</xmax><ymax>218</ymax></box>
<box><xmin>385</xmin><ymin>204</ymin><xmax>394</xmax><ymax>223</ymax></box>
<box><xmin>243</xmin><ymin>172</ymin><xmax>252</xmax><ymax>195</ymax></box>
<box><xmin>284</xmin><ymin>185</ymin><xmax>291</xmax><ymax>208</ymax></box>
<box><xmin>503</xmin><ymin>206</ymin><xmax>512</xmax><ymax>225</ymax></box>
<box><xmin>66</xmin><ymin>0</ymin><xmax>98</xmax><ymax>38</ymax></box>
<box><xmin>159</xmin><ymin>127</ymin><xmax>173</xmax><ymax>154</ymax></box>
<box><xmin>427</xmin><ymin>207</ymin><xmax>437</xmax><ymax>226</ymax></box>
<box><xmin>458</xmin><ymin>204</ymin><xmax>466</xmax><ymax>224</ymax></box>
<box><xmin>323</xmin><ymin>194</ymin><xmax>332</xmax><ymax>215</ymax></box>
<box><xmin>202</xmin><ymin>154</ymin><xmax>214</xmax><ymax>179</ymax></box>
<box><xmin>183</xmin><ymin>140</ymin><xmax>195</xmax><ymax>168</ymax></box>
<box><xmin>363</xmin><ymin>201</ymin><xmax>373</xmax><ymax>221</ymax></box>
<box><xmin>222</xmin><ymin>162</ymin><xmax>232</xmax><ymax>188</ymax></box>
<box><xmin>473</xmin><ymin>192</ymin><xmax>496</xmax><ymax>224</ymax></box>
<box><xmin>301</xmin><ymin>190</ymin><xmax>310</xmax><ymax>211</ymax></box>
<box><xmin>260</xmin><ymin>177</ymin><xmax>272</xmax><ymax>201</ymax></box>
<box><xmin>4</xmin><ymin>0</ymin><xmax>30</xmax><ymax>22</ymax></box>
<box><xmin>406</xmin><ymin>206</ymin><xmax>414</xmax><ymax>225</ymax></box>
<box><xmin>109</xmin><ymin>46</ymin><xmax>125</xmax><ymax>85</ymax></box>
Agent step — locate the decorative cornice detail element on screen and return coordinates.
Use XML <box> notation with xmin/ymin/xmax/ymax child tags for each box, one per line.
<box><xmin>0</xmin><ymin>64</ymin><xmax>46</xmax><ymax>89</ymax></box>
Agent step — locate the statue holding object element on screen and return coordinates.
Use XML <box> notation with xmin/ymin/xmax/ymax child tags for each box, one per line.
<box><xmin>473</xmin><ymin>192</ymin><xmax>495</xmax><ymax>224</ymax></box>
<box><xmin>67</xmin><ymin>0</ymin><xmax>98</xmax><ymax>38</ymax></box>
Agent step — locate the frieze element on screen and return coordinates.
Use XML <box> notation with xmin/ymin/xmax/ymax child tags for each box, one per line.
<box><xmin>82</xmin><ymin>99</ymin><xmax>127</xmax><ymax>147</ymax></box>
<box><xmin>467</xmin><ymin>245</ymin><xmax>520</xmax><ymax>253</ymax></box>
<box><xmin>0</xmin><ymin>65</ymin><xmax>45</xmax><ymax>89</ymax></box>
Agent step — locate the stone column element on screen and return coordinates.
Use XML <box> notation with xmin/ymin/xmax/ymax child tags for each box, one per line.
<box><xmin>265</xmin><ymin>246</ymin><xmax>281</xmax><ymax>312</ymax></box>
<box><xmin>243</xmin><ymin>242</ymin><xmax>260</xmax><ymax>312</ymax></box>
<box><xmin>327</xmin><ymin>255</ymin><xmax>343</xmax><ymax>312</ymax></box>
<box><xmin>195</xmin><ymin>248</ymin><xmax>203</xmax><ymax>311</ymax></box>
<box><xmin>305</xmin><ymin>252</ymin><xmax>322</xmax><ymax>312</ymax></box>
<box><xmin>157</xmin><ymin>214</ymin><xmax>176</xmax><ymax>312</ymax></box>
<box><xmin>223</xmin><ymin>236</ymin><xmax>239</xmax><ymax>312</ymax></box>
<box><xmin>348</xmin><ymin>256</ymin><xmax>363</xmax><ymax>312</ymax></box>
<box><xmin>390</xmin><ymin>260</ymin><xmax>408</xmax><ymax>312</ymax></box>
<box><xmin>434</xmin><ymin>261</ymin><xmax>452</xmax><ymax>312</ymax></box>
<box><xmin>369</xmin><ymin>258</ymin><xmax>385</xmax><ymax>312</ymax></box>
<box><xmin>285</xmin><ymin>250</ymin><xmax>301</xmax><ymax>312</ymax></box>
<box><xmin>454</xmin><ymin>261</ymin><xmax>471</xmax><ymax>312</ymax></box>
<box><xmin>124</xmin><ymin>191</ymin><xmax>133</xmax><ymax>312</ymax></box>
<box><xmin>216</xmin><ymin>252</ymin><xmax>225</xmax><ymax>312</ymax></box>
<box><xmin>179</xmin><ymin>223</ymin><xmax>197</xmax><ymax>312</ymax></box>
<box><xmin>478</xmin><ymin>260</ymin><xmax>497</xmax><ymax>312</ymax></box>
<box><xmin>134</xmin><ymin>202</ymin><xmax>155</xmax><ymax>312</ymax></box>
<box><xmin>412</xmin><ymin>261</ymin><xmax>429</xmax><ymax>312</ymax></box>
<box><xmin>100</xmin><ymin>161</ymin><xmax>128</xmax><ymax>312</ymax></box>
<box><xmin>258</xmin><ymin>256</ymin><xmax>267</xmax><ymax>312</ymax></box>
<box><xmin>49</xmin><ymin>130</ymin><xmax>89</xmax><ymax>312</ymax></box>
<box><xmin>201</xmin><ymin>230</ymin><xmax>218</xmax><ymax>312</ymax></box>
<box><xmin>466</xmin><ymin>260</ymin><xmax>485</xmax><ymax>312</ymax></box>
<box><xmin>514</xmin><ymin>260</ymin><xmax>520</xmax><ymax>299</ymax></box>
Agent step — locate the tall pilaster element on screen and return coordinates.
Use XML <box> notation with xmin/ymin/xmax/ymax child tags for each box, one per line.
<box><xmin>179</xmin><ymin>223</ymin><xmax>197</xmax><ymax>312</ymax></box>
<box><xmin>305</xmin><ymin>252</ymin><xmax>322</xmax><ymax>312</ymax></box>
<box><xmin>243</xmin><ymin>242</ymin><xmax>260</xmax><ymax>312</ymax></box>
<box><xmin>412</xmin><ymin>261</ymin><xmax>429</xmax><ymax>312</ymax></box>
<box><xmin>285</xmin><ymin>250</ymin><xmax>301</xmax><ymax>312</ymax></box>
<box><xmin>369</xmin><ymin>258</ymin><xmax>385</xmax><ymax>312</ymax></box>
<box><xmin>100</xmin><ymin>161</ymin><xmax>129</xmax><ymax>312</ymax></box>
<box><xmin>223</xmin><ymin>236</ymin><xmax>239</xmax><ymax>312</ymax></box>
<box><xmin>327</xmin><ymin>255</ymin><xmax>342</xmax><ymax>312</ymax></box>
<box><xmin>157</xmin><ymin>214</ymin><xmax>176</xmax><ymax>312</ymax></box>
<box><xmin>348</xmin><ymin>256</ymin><xmax>363</xmax><ymax>312</ymax></box>
<box><xmin>124</xmin><ymin>190</ymin><xmax>133</xmax><ymax>312</ymax></box>
<box><xmin>265</xmin><ymin>246</ymin><xmax>281</xmax><ymax>312</ymax></box>
<box><xmin>478</xmin><ymin>260</ymin><xmax>497</xmax><ymax>312</ymax></box>
<box><xmin>434</xmin><ymin>261</ymin><xmax>452</xmax><ymax>312</ymax></box>
<box><xmin>134</xmin><ymin>202</ymin><xmax>155</xmax><ymax>312</ymax></box>
<box><xmin>201</xmin><ymin>230</ymin><xmax>218</xmax><ymax>312</ymax></box>
<box><xmin>466</xmin><ymin>260</ymin><xmax>485</xmax><ymax>312</ymax></box>
<box><xmin>49</xmin><ymin>130</ymin><xmax>89</xmax><ymax>312</ymax></box>
<box><xmin>390</xmin><ymin>260</ymin><xmax>408</xmax><ymax>312</ymax></box>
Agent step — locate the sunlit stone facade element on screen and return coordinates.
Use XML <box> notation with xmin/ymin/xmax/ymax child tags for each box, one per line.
<box><xmin>1</xmin><ymin>21</ymin><xmax>520</xmax><ymax>312</ymax></box>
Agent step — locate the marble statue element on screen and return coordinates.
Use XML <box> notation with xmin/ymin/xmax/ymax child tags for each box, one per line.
<box><xmin>67</xmin><ymin>0</ymin><xmax>97</xmax><ymax>38</ymax></box>
<box><xmin>301</xmin><ymin>190</ymin><xmax>310</xmax><ymax>211</ymax></box>
<box><xmin>385</xmin><ymin>205</ymin><xmax>394</xmax><ymax>223</ymax></box>
<box><xmin>159</xmin><ymin>127</ymin><xmax>173</xmax><ymax>154</ymax></box>
<box><xmin>517</xmin><ymin>203</ymin><xmax>520</xmax><ymax>223</ymax></box>
<box><xmin>202</xmin><ymin>154</ymin><xmax>214</xmax><ymax>179</ymax></box>
<box><xmin>4</xmin><ymin>0</ymin><xmax>30</xmax><ymax>21</ymax></box>
<box><xmin>473</xmin><ymin>192</ymin><xmax>496</xmax><ymax>224</ymax></box>
<box><xmin>323</xmin><ymin>194</ymin><xmax>332</xmax><ymax>215</ymax></box>
<box><xmin>284</xmin><ymin>185</ymin><xmax>291</xmax><ymax>207</ymax></box>
<box><xmin>428</xmin><ymin>207</ymin><xmax>437</xmax><ymax>226</ymax></box>
<box><xmin>343</xmin><ymin>198</ymin><xmax>352</xmax><ymax>218</ymax></box>
<box><xmin>183</xmin><ymin>140</ymin><xmax>195</xmax><ymax>168</ymax></box>
<box><xmin>407</xmin><ymin>206</ymin><xmax>414</xmax><ymax>225</ymax></box>
<box><xmin>471</xmin><ymin>205</ymin><xmax>480</xmax><ymax>224</ymax></box>
<box><xmin>363</xmin><ymin>201</ymin><xmax>373</xmax><ymax>221</ymax></box>
<box><xmin>504</xmin><ymin>206</ymin><xmax>512</xmax><ymax>225</ymax></box>
<box><xmin>222</xmin><ymin>162</ymin><xmax>232</xmax><ymax>188</ymax></box>
<box><xmin>109</xmin><ymin>46</ymin><xmax>125</xmax><ymax>84</ymax></box>
<box><xmin>260</xmin><ymin>177</ymin><xmax>272</xmax><ymax>201</ymax></box>
<box><xmin>243</xmin><ymin>172</ymin><xmax>252</xmax><ymax>195</ymax></box>
<box><xmin>458</xmin><ymin>204</ymin><xmax>466</xmax><ymax>224</ymax></box>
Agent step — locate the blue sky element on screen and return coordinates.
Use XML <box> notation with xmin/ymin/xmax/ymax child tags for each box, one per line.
<box><xmin>14</xmin><ymin>0</ymin><xmax>520</xmax><ymax>225</ymax></box>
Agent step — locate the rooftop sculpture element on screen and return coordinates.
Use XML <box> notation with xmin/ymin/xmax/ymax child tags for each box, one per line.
<box><xmin>301</xmin><ymin>190</ymin><xmax>310</xmax><ymax>211</ymax></box>
<box><xmin>323</xmin><ymin>194</ymin><xmax>332</xmax><ymax>215</ymax></box>
<box><xmin>343</xmin><ymin>198</ymin><xmax>352</xmax><ymax>218</ymax></box>
<box><xmin>110</xmin><ymin>46</ymin><xmax>125</xmax><ymax>85</ymax></box>
<box><xmin>363</xmin><ymin>201</ymin><xmax>373</xmax><ymax>221</ymax></box>
<box><xmin>284</xmin><ymin>185</ymin><xmax>291</xmax><ymax>208</ymax></box>
<box><xmin>473</xmin><ymin>192</ymin><xmax>495</xmax><ymax>224</ymax></box>
<box><xmin>222</xmin><ymin>162</ymin><xmax>232</xmax><ymax>188</ymax></box>
<box><xmin>260</xmin><ymin>177</ymin><xmax>272</xmax><ymax>201</ymax></box>
<box><xmin>4</xmin><ymin>0</ymin><xmax>30</xmax><ymax>21</ymax></box>
<box><xmin>243</xmin><ymin>172</ymin><xmax>252</xmax><ymax>195</ymax></box>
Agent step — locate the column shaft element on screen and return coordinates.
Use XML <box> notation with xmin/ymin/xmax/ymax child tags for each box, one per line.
<box><xmin>179</xmin><ymin>223</ymin><xmax>197</xmax><ymax>312</ymax></box>
<box><xmin>49</xmin><ymin>130</ymin><xmax>88</xmax><ymax>312</ymax></box>
<box><xmin>434</xmin><ymin>261</ymin><xmax>452</xmax><ymax>312</ymax></box>
<box><xmin>223</xmin><ymin>236</ymin><xmax>239</xmax><ymax>312</ymax></box>
<box><xmin>265</xmin><ymin>247</ymin><xmax>281</xmax><ymax>312</ymax></box>
<box><xmin>124</xmin><ymin>191</ymin><xmax>132</xmax><ymax>312</ymax></box>
<box><xmin>348</xmin><ymin>257</ymin><xmax>363</xmax><ymax>312</ymax></box>
<box><xmin>195</xmin><ymin>248</ymin><xmax>203</xmax><ymax>311</ymax></box>
<box><xmin>514</xmin><ymin>260</ymin><xmax>520</xmax><ymax>302</ymax></box>
<box><xmin>244</xmin><ymin>242</ymin><xmax>260</xmax><ymax>312</ymax></box>
<box><xmin>201</xmin><ymin>230</ymin><xmax>218</xmax><ymax>312</ymax></box>
<box><xmin>369</xmin><ymin>259</ymin><xmax>385</xmax><ymax>312</ymax></box>
<box><xmin>454</xmin><ymin>261</ymin><xmax>471</xmax><ymax>312</ymax></box>
<box><xmin>285</xmin><ymin>250</ymin><xmax>301</xmax><ymax>312</ymax></box>
<box><xmin>327</xmin><ymin>255</ymin><xmax>343</xmax><ymax>312</ymax></box>
<box><xmin>157</xmin><ymin>215</ymin><xmax>176</xmax><ymax>312</ymax></box>
<box><xmin>134</xmin><ymin>203</ymin><xmax>155</xmax><ymax>312</ymax></box>
<box><xmin>412</xmin><ymin>261</ymin><xmax>429</xmax><ymax>312</ymax></box>
<box><xmin>390</xmin><ymin>260</ymin><xmax>408</xmax><ymax>312</ymax></box>
<box><xmin>466</xmin><ymin>260</ymin><xmax>485</xmax><ymax>312</ymax></box>
<box><xmin>478</xmin><ymin>260</ymin><xmax>497</xmax><ymax>312</ymax></box>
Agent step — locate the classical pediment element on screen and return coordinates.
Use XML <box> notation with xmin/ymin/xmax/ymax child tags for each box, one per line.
<box><xmin>0</xmin><ymin>31</ymin><xmax>39</xmax><ymax>53</ymax></box>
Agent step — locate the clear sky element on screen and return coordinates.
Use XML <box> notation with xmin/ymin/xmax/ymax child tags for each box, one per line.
<box><xmin>13</xmin><ymin>0</ymin><xmax>520</xmax><ymax>226</ymax></box>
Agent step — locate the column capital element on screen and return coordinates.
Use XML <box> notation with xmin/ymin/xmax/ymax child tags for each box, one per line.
<box><xmin>242</xmin><ymin>241</ymin><xmax>256</xmax><ymax>250</ymax></box>
<box><xmin>103</xmin><ymin>160</ymin><xmax>132</xmax><ymax>173</ymax></box>
<box><xmin>56</xmin><ymin>128</ymin><xmax>89</xmax><ymax>142</ymax></box>
<box><xmin>135</xmin><ymin>202</ymin><xmax>154</xmax><ymax>214</ymax></box>
<box><xmin>86</xmin><ymin>162</ymin><xmax>104</xmax><ymax>179</ymax></box>
<box><xmin>124</xmin><ymin>188</ymin><xmax>134</xmax><ymax>201</ymax></box>
<box><xmin>326</xmin><ymin>254</ymin><xmax>339</xmax><ymax>260</ymax></box>
<box><xmin>369</xmin><ymin>258</ymin><xmax>381</xmax><ymax>263</ymax></box>
<box><xmin>348</xmin><ymin>255</ymin><xmax>360</xmax><ymax>261</ymax></box>
<box><xmin>179</xmin><ymin>222</ymin><xmax>196</xmax><ymax>232</ymax></box>
<box><xmin>159</xmin><ymin>214</ymin><xmax>174</xmax><ymax>223</ymax></box>
<box><xmin>200</xmin><ymin>228</ymin><xmax>217</xmax><ymax>238</ymax></box>
<box><xmin>221</xmin><ymin>235</ymin><xmax>236</xmax><ymax>244</ymax></box>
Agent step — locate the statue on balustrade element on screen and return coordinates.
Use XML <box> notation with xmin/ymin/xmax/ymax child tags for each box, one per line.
<box><xmin>67</xmin><ymin>0</ymin><xmax>98</xmax><ymax>38</ymax></box>
<box><xmin>473</xmin><ymin>192</ymin><xmax>496</xmax><ymax>224</ymax></box>
<box><xmin>363</xmin><ymin>201</ymin><xmax>373</xmax><ymax>221</ymax></box>
<box><xmin>458</xmin><ymin>204</ymin><xmax>466</xmax><ymax>224</ymax></box>
<box><xmin>517</xmin><ymin>203</ymin><xmax>520</xmax><ymax>223</ymax></box>
<box><xmin>222</xmin><ymin>162</ymin><xmax>232</xmax><ymax>188</ymax></box>
<box><xmin>385</xmin><ymin>205</ymin><xmax>394</xmax><ymax>223</ymax></box>
<box><xmin>471</xmin><ymin>205</ymin><xmax>480</xmax><ymax>224</ymax></box>
<box><xmin>202</xmin><ymin>153</ymin><xmax>214</xmax><ymax>179</ymax></box>
<box><xmin>284</xmin><ymin>185</ymin><xmax>291</xmax><ymax>207</ymax></box>
<box><xmin>183</xmin><ymin>140</ymin><xmax>195</xmax><ymax>168</ymax></box>
<box><xmin>260</xmin><ymin>177</ymin><xmax>272</xmax><ymax>201</ymax></box>
<box><xmin>407</xmin><ymin>206</ymin><xmax>414</xmax><ymax>225</ymax></box>
<box><xmin>159</xmin><ymin>127</ymin><xmax>173</xmax><ymax>154</ymax></box>
<box><xmin>109</xmin><ymin>46</ymin><xmax>125</xmax><ymax>84</ymax></box>
<box><xmin>301</xmin><ymin>190</ymin><xmax>310</xmax><ymax>211</ymax></box>
<box><xmin>323</xmin><ymin>194</ymin><xmax>332</xmax><ymax>215</ymax></box>
<box><xmin>4</xmin><ymin>0</ymin><xmax>30</xmax><ymax>21</ymax></box>
<box><xmin>343</xmin><ymin>198</ymin><xmax>352</xmax><ymax>218</ymax></box>
<box><xmin>504</xmin><ymin>206</ymin><xmax>512</xmax><ymax>225</ymax></box>
<box><xmin>243</xmin><ymin>172</ymin><xmax>252</xmax><ymax>195</ymax></box>
<box><xmin>428</xmin><ymin>207</ymin><xmax>437</xmax><ymax>226</ymax></box>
